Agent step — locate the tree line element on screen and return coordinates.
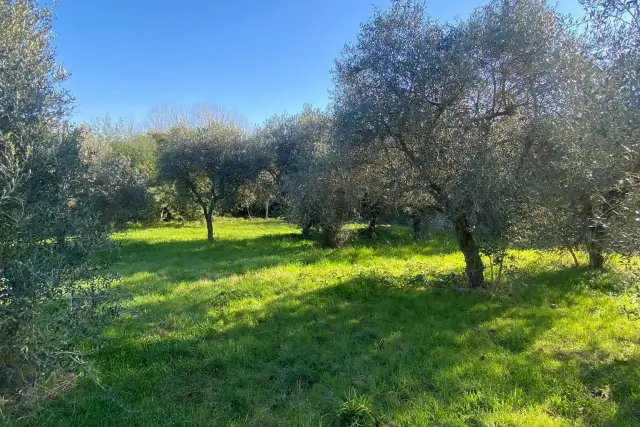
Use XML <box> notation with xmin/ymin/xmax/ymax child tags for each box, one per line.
<box><xmin>1</xmin><ymin>0</ymin><xmax>638</xmax><ymax>404</ymax></box>
<box><xmin>88</xmin><ymin>0</ymin><xmax>639</xmax><ymax>288</ymax></box>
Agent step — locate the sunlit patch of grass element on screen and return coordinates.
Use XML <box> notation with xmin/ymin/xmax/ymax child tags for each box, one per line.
<box><xmin>10</xmin><ymin>218</ymin><xmax>640</xmax><ymax>426</ymax></box>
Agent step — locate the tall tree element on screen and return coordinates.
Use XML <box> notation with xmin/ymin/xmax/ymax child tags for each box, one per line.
<box><xmin>333</xmin><ymin>0</ymin><xmax>583</xmax><ymax>287</ymax></box>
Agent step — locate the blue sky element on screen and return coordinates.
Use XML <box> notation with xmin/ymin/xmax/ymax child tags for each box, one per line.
<box><xmin>52</xmin><ymin>0</ymin><xmax>584</xmax><ymax>127</ymax></box>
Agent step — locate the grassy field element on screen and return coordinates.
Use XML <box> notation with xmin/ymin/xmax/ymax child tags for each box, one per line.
<box><xmin>16</xmin><ymin>218</ymin><xmax>640</xmax><ymax>426</ymax></box>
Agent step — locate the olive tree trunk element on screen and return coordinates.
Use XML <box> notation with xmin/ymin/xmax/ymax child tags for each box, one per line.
<box><xmin>366</xmin><ymin>215</ymin><xmax>377</xmax><ymax>235</ymax></box>
<box><xmin>588</xmin><ymin>223</ymin><xmax>605</xmax><ymax>269</ymax></box>
<box><xmin>454</xmin><ymin>216</ymin><xmax>485</xmax><ymax>288</ymax></box>
<box><xmin>412</xmin><ymin>213</ymin><xmax>430</xmax><ymax>241</ymax></box>
<box><xmin>302</xmin><ymin>222</ymin><xmax>312</xmax><ymax>238</ymax></box>
<box><xmin>585</xmin><ymin>187</ymin><xmax>625</xmax><ymax>269</ymax></box>
<box><xmin>204</xmin><ymin>207</ymin><xmax>214</xmax><ymax>244</ymax></box>
<box><xmin>585</xmin><ymin>200</ymin><xmax>605</xmax><ymax>269</ymax></box>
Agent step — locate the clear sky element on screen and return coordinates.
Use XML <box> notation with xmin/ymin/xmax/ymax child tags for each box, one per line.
<box><xmin>52</xmin><ymin>0</ymin><xmax>584</xmax><ymax>127</ymax></box>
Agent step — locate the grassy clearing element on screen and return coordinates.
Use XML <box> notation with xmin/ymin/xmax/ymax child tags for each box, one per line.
<box><xmin>13</xmin><ymin>218</ymin><xmax>640</xmax><ymax>426</ymax></box>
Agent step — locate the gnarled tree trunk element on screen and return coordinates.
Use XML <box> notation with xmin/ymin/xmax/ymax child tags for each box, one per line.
<box><xmin>588</xmin><ymin>223</ymin><xmax>605</xmax><ymax>269</ymax></box>
<box><xmin>411</xmin><ymin>213</ymin><xmax>430</xmax><ymax>241</ymax></box>
<box><xmin>454</xmin><ymin>215</ymin><xmax>485</xmax><ymax>288</ymax></box>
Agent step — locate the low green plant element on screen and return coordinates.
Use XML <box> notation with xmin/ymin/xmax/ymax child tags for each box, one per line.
<box><xmin>332</xmin><ymin>388</ymin><xmax>377</xmax><ymax>427</ymax></box>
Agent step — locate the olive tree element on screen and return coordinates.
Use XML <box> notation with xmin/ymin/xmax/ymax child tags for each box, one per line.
<box><xmin>284</xmin><ymin>147</ymin><xmax>360</xmax><ymax>247</ymax></box>
<box><xmin>157</xmin><ymin>123</ymin><xmax>247</xmax><ymax>242</ymax></box>
<box><xmin>254</xmin><ymin>106</ymin><xmax>347</xmax><ymax>235</ymax></box>
<box><xmin>338</xmin><ymin>139</ymin><xmax>413</xmax><ymax>236</ymax></box>
<box><xmin>1</xmin><ymin>0</ymin><xmax>118</xmax><ymax>400</ymax></box>
<box><xmin>261</xmin><ymin>107</ymin><xmax>360</xmax><ymax>245</ymax></box>
<box><xmin>532</xmin><ymin>69</ymin><xmax>639</xmax><ymax>268</ymax></box>
<box><xmin>80</xmin><ymin>127</ymin><xmax>155</xmax><ymax>226</ymax></box>
<box><xmin>254</xmin><ymin>106</ymin><xmax>325</xmax><ymax>189</ymax></box>
<box><xmin>227</xmin><ymin>170</ymin><xmax>277</xmax><ymax>218</ymax></box>
<box><xmin>530</xmin><ymin>0</ymin><xmax>640</xmax><ymax>268</ymax></box>
<box><xmin>333</xmin><ymin>0</ymin><xmax>583</xmax><ymax>287</ymax></box>
<box><xmin>253</xmin><ymin>170</ymin><xmax>278</xmax><ymax>218</ymax></box>
<box><xmin>581</xmin><ymin>0</ymin><xmax>640</xmax><ymax>264</ymax></box>
<box><xmin>221</xmin><ymin>132</ymin><xmax>279</xmax><ymax>218</ymax></box>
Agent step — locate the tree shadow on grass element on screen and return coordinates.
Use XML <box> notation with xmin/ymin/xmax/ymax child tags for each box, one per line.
<box><xmin>29</xmin><ymin>266</ymin><xmax>630</xmax><ymax>426</ymax></box>
<box><xmin>520</xmin><ymin>341</ymin><xmax>640</xmax><ymax>426</ymax></box>
<box><xmin>111</xmin><ymin>233</ymin><xmax>314</xmax><ymax>295</ymax></box>
<box><xmin>577</xmin><ymin>355</ymin><xmax>640</xmax><ymax>425</ymax></box>
<box><xmin>111</xmin><ymin>226</ymin><xmax>460</xmax><ymax>299</ymax></box>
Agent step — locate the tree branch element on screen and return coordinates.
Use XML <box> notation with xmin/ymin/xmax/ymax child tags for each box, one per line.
<box><xmin>185</xmin><ymin>176</ymin><xmax>207</xmax><ymax>209</ymax></box>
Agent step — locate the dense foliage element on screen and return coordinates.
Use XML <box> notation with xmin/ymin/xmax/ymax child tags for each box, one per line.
<box><xmin>0</xmin><ymin>0</ymin><xmax>119</xmax><ymax>405</ymax></box>
<box><xmin>73</xmin><ymin>0</ymin><xmax>639</xmax><ymax>284</ymax></box>
<box><xmin>2</xmin><ymin>0</ymin><xmax>639</xmax><ymax>418</ymax></box>
<box><xmin>156</xmin><ymin>122</ymin><xmax>253</xmax><ymax>242</ymax></box>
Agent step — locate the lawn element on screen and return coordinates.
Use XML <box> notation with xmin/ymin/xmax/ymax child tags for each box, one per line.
<box><xmin>18</xmin><ymin>218</ymin><xmax>640</xmax><ymax>426</ymax></box>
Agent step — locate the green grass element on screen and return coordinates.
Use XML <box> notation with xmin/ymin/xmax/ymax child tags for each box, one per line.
<box><xmin>15</xmin><ymin>218</ymin><xmax>640</xmax><ymax>426</ymax></box>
